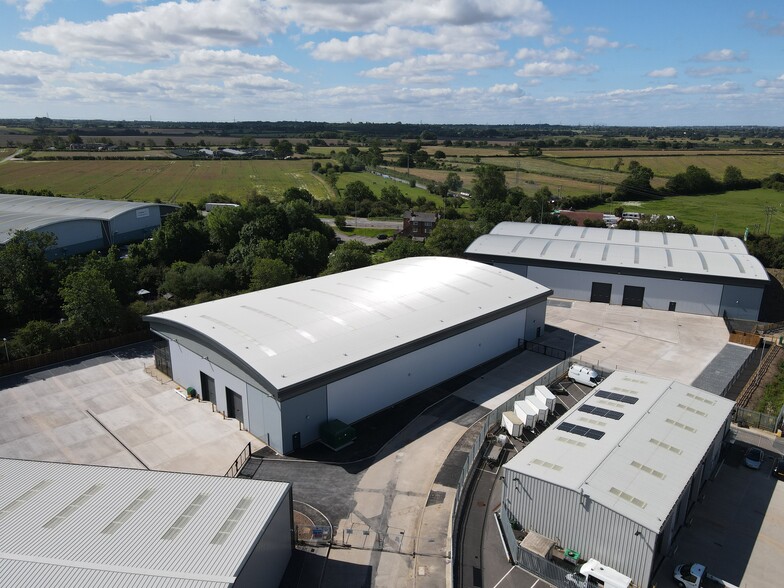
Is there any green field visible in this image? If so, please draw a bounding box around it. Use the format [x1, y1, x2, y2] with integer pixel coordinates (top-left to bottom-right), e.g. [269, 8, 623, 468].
[0, 159, 330, 203]
[589, 188, 784, 236]
[335, 170, 436, 202]
[556, 153, 784, 179]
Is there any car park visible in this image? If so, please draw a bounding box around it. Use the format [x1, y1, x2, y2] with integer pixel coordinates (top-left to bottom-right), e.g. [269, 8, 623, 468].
[743, 447, 764, 469]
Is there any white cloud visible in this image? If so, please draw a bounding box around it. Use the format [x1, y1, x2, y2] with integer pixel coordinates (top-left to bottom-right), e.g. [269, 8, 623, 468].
[362, 52, 508, 78]
[686, 66, 749, 77]
[22, 0, 286, 62]
[515, 61, 598, 77]
[693, 49, 748, 62]
[4, 0, 51, 19]
[747, 10, 784, 36]
[488, 83, 520, 94]
[647, 67, 677, 78]
[178, 49, 294, 74]
[515, 47, 580, 61]
[585, 35, 619, 52]
[311, 27, 438, 62]
[0, 49, 70, 74]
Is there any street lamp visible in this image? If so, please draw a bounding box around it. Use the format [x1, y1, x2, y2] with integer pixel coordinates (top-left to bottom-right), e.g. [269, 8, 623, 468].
[571, 333, 577, 359]
[2, 338, 9, 362]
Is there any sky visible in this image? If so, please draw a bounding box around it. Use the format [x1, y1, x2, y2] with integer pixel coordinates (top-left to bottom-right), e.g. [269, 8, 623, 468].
[0, 0, 783, 125]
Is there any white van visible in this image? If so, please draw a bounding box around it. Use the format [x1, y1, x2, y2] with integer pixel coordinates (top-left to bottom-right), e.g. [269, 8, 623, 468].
[567, 559, 631, 588]
[621, 211, 641, 222]
[568, 364, 602, 387]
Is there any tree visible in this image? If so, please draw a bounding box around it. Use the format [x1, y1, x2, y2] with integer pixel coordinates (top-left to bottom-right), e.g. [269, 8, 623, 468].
[165, 138, 175, 148]
[281, 230, 331, 277]
[471, 165, 508, 206]
[433, 150, 446, 159]
[723, 165, 744, 189]
[160, 262, 229, 300]
[614, 160, 655, 200]
[274, 140, 294, 159]
[424, 219, 480, 257]
[665, 165, 722, 195]
[249, 258, 295, 291]
[0, 231, 58, 325]
[322, 241, 373, 275]
[67, 132, 82, 145]
[11, 320, 61, 357]
[294, 143, 309, 155]
[445, 172, 463, 192]
[374, 237, 427, 262]
[206, 206, 246, 254]
[60, 267, 122, 340]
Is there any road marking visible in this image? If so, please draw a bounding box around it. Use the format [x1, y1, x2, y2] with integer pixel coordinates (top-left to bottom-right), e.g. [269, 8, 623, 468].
[491, 565, 515, 588]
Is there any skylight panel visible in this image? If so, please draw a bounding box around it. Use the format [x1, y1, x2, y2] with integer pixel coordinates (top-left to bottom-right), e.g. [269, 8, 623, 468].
[211, 497, 253, 545]
[162, 493, 209, 540]
[0, 480, 52, 521]
[102, 489, 155, 535]
[44, 484, 104, 529]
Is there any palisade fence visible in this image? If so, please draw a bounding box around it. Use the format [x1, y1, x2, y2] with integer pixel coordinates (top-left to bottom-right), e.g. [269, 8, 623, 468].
[450, 358, 570, 574]
[733, 406, 779, 432]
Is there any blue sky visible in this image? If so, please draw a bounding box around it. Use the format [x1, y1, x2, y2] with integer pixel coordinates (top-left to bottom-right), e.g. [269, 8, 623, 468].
[1, 0, 783, 125]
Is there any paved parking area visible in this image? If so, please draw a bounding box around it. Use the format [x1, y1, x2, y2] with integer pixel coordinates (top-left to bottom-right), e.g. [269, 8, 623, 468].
[0, 344, 262, 475]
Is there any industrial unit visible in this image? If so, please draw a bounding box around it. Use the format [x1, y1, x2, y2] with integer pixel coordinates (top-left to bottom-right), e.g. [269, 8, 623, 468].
[501, 371, 735, 587]
[0, 193, 177, 257]
[0, 458, 293, 588]
[145, 257, 552, 454]
[465, 222, 768, 319]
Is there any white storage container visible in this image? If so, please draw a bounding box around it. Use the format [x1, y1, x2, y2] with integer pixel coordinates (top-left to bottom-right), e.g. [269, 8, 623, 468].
[526, 396, 548, 423]
[534, 385, 556, 412]
[502, 411, 524, 437]
[514, 400, 538, 429]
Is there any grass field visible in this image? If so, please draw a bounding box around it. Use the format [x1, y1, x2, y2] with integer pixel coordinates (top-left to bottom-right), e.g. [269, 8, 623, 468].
[336, 170, 436, 202]
[557, 153, 784, 179]
[589, 188, 784, 236]
[30, 150, 176, 159]
[0, 159, 330, 203]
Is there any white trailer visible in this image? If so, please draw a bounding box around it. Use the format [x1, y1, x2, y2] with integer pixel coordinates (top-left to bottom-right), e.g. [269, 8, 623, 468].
[534, 385, 556, 412]
[526, 396, 549, 423]
[502, 411, 524, 437]
[514, 401, 538, 429]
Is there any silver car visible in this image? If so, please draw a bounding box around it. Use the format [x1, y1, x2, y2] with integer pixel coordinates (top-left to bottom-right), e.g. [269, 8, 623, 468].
[744, 447, 764, 469]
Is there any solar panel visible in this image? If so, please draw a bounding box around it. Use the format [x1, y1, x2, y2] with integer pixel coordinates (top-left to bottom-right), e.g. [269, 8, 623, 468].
[557, 422, 605, 440]
[579, 404, 624, 420]
[595, 390, 638, 404]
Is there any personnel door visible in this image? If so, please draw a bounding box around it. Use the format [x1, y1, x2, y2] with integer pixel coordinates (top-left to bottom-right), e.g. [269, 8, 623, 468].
[200, 372, 215, 403]
[622, 285, 645, 307]
[226, 388, 244, 425]
[590, 282, 612, 303]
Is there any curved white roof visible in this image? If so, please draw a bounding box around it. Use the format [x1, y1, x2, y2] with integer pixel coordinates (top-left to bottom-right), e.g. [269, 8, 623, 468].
[491, 222, 749, 254]
[504, 371, 735, 532]
[467, 233, 768, 283]
[146, 257, 551, 394]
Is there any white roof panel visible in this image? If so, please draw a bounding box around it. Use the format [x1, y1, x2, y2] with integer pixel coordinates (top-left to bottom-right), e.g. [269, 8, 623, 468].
[503, 371, 735, 532]
[490, 221, 748, 253]
[0, 459, 290, 588]
[146, 257, 552, 393]
[0, 193, 159, 220]
[466, 233, 768, 282]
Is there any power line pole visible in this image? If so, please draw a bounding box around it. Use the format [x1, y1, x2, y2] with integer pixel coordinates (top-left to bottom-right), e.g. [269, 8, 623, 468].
[763, 205, 775, 234]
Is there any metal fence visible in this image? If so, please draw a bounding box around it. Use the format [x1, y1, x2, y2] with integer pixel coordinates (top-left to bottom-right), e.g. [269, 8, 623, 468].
[524, 341, 568, 360]
[733, 406, 780, 432]
[450, 358, 571, 571]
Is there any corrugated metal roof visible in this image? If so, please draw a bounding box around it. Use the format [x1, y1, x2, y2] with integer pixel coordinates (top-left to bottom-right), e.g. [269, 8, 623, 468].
[0, 459, 290, 587]
[145, 257, 552, 393]
[491, 222, 748, 254]
[0, 193, 174, 244]
[466, 233, 768, 282]
[503, 371, 735, 532]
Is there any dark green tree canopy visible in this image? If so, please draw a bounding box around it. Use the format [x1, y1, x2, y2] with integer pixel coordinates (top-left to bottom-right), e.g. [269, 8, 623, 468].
[471, 165, 508, 206]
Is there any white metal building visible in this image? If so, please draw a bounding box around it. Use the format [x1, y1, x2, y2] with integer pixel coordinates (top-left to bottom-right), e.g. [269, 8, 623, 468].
[145, 257, 552, 454]
[0, 193, 177, 257]
[465, 222, 768, 319]
[0, 458, 292, 588]
[502, 371, 735, 587]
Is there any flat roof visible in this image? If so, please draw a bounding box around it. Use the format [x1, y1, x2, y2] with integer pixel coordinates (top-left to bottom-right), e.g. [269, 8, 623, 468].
[145, 257, 552, 394]
[490, 222, 749, 254]
[503, 371, 735, 532]
[0, 458, 290, 587]
[466, 233, 768, 283]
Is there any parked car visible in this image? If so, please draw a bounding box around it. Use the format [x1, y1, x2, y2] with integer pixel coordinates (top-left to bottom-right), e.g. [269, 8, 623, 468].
[743, 447, 764, 469]
[772, 457, 784, 480]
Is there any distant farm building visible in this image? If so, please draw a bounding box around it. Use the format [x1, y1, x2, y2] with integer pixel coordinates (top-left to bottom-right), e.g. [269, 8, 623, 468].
[145, 257, 551, 454]
[465, 222, 768, 320]
[0, 194, 178, 258]
[401, 210, 439, 240]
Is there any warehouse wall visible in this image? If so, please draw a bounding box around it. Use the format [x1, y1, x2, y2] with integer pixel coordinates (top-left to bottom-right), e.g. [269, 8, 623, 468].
[110, 207, 164, 243]
[41, 219, 105, 258]
[234, 488, 293, 588]
[502, 473, 657, 587]
[326, 308, 530, 427]
[719, 284, 764, 320]
[280, 387, 327, 453]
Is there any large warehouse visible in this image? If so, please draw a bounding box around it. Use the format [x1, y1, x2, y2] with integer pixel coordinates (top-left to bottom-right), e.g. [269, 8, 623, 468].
[502, 371, 735, 587]
[0, 458, 292, 588]
[465, 222, 768, 319]
[145, 257, 552, 454]
[0, 193, 177, 257]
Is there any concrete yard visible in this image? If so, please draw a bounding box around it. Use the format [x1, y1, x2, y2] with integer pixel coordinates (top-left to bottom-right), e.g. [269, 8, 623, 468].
[0, 344, 262, 475]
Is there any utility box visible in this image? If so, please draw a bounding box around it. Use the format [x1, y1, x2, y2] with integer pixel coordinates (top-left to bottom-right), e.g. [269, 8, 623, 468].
[514, 400, 538, 429]
[319, 420, 357, 451]
[526, 396, 549, 423]
[502, 411, 524, 437]
[534, 385, 556, 412]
